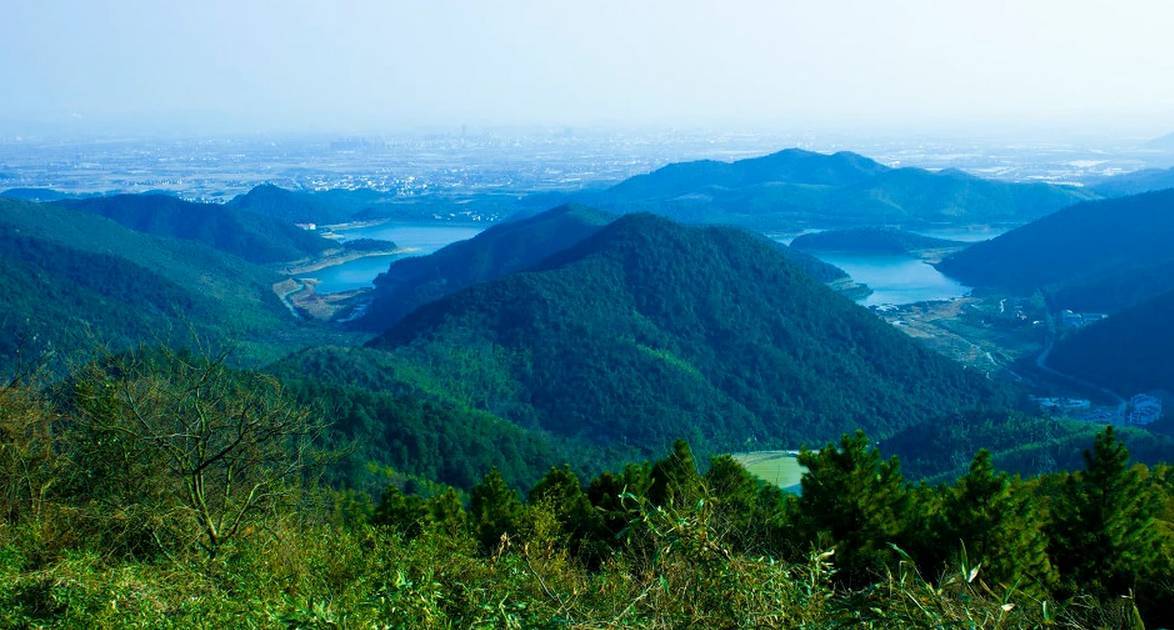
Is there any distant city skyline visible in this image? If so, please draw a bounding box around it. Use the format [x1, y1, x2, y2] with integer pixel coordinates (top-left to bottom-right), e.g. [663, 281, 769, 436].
[2, 0, 1173, 140]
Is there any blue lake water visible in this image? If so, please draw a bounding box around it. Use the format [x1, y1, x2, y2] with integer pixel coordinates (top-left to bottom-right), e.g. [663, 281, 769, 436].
[812, 252, 972, 306]
[303, 223, 485, 293]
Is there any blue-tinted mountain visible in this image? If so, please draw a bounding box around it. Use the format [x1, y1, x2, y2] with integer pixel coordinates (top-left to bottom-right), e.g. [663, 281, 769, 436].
[790, 227, 964, 255]
[1088, 167, 1174, 197]
[1048, 288, 1174, 396]
[228, 184, 372, 224]
[364, 213, 1012, 455]
[59, 193, 335, 263]
[937, 189, 1174, 312]
[582, 148, 1091, 229]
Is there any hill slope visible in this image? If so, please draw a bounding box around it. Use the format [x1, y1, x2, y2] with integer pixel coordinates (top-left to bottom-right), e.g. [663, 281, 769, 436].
[0, 198, 315, 371]
[585, 149, 1091, 229]
[1048, 289, 1174, 396]
[1088, 168, 1174, 197]
[937, 189, 1174, 312]
[355, 203, 855, 331]
[355, 204, 614, 330]
[790, 227, 964, 255]
[59, 194, 334, 263]
[364, 213, 1011, 455]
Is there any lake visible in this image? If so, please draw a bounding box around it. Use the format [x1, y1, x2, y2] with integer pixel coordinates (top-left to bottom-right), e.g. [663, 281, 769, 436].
[304, 223, 485, 293]
[812, 252, 972, 306]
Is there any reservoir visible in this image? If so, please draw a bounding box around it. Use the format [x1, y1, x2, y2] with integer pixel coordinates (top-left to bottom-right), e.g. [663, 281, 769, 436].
[772, 224, 1008, 307]
[306, 223, 485, 293]
[811, 252, 972, 307]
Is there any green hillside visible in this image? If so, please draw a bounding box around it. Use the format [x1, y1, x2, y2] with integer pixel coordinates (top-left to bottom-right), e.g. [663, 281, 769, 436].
[269, 345, 634, 491]
[585, 149, 1091, 229]
[60, 193, 335, 263]
[356, 203, 853, 331]
[0, 197, 332, 371]
[356, 204, 614, 330]
[881, 410, 1174, 480]
[938, 189, 1174, 312]
[365, 213, 1013, 455]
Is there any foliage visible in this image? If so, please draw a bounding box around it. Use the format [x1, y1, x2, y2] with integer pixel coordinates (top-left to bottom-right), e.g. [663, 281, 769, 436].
[358, 203, 613, 330]
[0, 360, 1170, 626]
[366, 213, 1015, 459]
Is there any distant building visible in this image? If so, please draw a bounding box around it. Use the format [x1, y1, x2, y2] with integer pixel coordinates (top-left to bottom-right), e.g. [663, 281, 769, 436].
[295, 222, 317, 231]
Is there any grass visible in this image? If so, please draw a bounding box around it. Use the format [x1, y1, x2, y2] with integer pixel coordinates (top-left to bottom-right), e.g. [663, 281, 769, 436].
[731, 451, 806, 493]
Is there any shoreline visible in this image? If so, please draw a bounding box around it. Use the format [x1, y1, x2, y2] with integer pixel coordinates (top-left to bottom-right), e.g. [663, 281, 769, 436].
[281, 247, 418, 275]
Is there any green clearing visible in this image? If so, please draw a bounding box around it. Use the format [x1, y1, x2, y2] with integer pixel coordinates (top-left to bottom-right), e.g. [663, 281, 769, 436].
[731, 450, 806, 493]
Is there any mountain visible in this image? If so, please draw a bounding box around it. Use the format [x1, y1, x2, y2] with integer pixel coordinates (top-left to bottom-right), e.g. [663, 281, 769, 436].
[228, 184, 372, 224]
[356, 204, 614, 330]
[268, 345, 631, 491]
[1, 188, 96, 203]
[0, 197, 320, 372]
[582, 149, 1092, 229]
[881, 410, 1174, 480]
[1048, 288, 1174, 396]
[1088, 167, 1174, 197]
[790, 227, 965, 255]
[355, 203, 856, 331]
[1145, 131, 1174, 151]
[937, 189, 1174, 313]
[58, 194, 335, 263]
[227, 184, 524, 225]
[363, 213, 1012, 456]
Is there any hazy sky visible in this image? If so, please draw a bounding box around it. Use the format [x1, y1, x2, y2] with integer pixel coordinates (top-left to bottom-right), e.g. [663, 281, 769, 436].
[2, 0, 1173, 138]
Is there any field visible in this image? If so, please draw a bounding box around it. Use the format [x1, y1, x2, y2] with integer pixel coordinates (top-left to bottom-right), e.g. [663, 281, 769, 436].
[731, 450, 806, 493]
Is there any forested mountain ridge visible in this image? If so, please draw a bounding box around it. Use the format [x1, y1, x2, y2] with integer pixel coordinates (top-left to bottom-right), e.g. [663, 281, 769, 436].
[937, 188, 1174, 312]
[0, 197, 336, 372]
[59, 193, 336, 263]
[355, 203, 856, 331]
[355, 204, 614, 330]
[1048, 288, 1174, 396]
[366, 213, 1013, 454]
[580, 148, 1092, 229]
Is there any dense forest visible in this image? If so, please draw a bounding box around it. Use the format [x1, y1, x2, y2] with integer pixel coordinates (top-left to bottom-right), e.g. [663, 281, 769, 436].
[1049, 288, 1174, 396]
[368, 214, 1013, 455]
[59, 194, 336, 263]
[357, 204, 614, 330]
[356, 203, 854, 331]
[1, 351, 1170, 626]
[0, 197, 358, 373]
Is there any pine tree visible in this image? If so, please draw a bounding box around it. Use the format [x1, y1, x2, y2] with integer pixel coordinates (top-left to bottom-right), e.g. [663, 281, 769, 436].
[704, 455, 786, 551]
[943, 450, 1056, 592]
[529, 465, 607, 563]
[797, 431, 911, 585]
[469, 468, 525, 552]
[1048, 427, 1162, 598]
[648, 439, 703, 509]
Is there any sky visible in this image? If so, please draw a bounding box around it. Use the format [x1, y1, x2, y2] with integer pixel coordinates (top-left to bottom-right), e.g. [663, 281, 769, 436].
[2, 0, 1173, 139]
